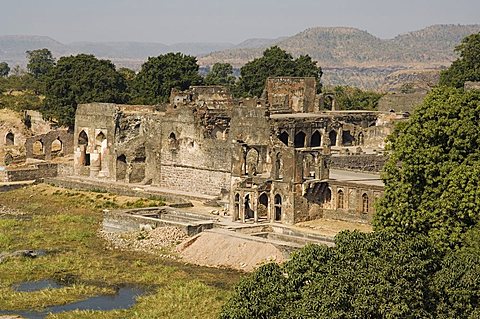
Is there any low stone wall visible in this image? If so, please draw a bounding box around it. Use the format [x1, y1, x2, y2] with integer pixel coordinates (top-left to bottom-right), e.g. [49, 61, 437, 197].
[44, 177, 192, 204]
[103, 209, 214, 236]
[330, 154, 386, 172]
[6, 163, 58, 182]
[322, 208, 372, 224]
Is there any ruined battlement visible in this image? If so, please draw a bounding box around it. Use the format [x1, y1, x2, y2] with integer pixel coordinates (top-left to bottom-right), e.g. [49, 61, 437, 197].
[264, 77, 318, 114]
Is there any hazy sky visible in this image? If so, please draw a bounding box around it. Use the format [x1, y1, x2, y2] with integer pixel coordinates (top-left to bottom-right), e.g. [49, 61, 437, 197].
[1, 0, 479, 44]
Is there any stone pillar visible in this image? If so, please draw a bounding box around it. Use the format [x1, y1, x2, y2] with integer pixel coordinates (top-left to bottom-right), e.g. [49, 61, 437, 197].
[74, 147, 82, 174]
[336, 127, 343, 147]
[89, 150, 101, 178]
[253, 195, 259, 223]
[240, 195, 245, 223]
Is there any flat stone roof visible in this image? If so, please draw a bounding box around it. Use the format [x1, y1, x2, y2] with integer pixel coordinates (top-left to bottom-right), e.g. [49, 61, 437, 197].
[329, 169, 384, 187]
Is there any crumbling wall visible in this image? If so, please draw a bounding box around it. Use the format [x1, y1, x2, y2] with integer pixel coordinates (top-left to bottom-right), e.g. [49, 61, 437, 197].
[330, 154, 386, 172]
[265, 77, 317, 113]
[25, 129, 73, 160]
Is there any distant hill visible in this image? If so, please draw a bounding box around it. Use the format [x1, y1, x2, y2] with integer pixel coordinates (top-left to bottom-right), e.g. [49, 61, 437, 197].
[0, 36, 236, 68]
[199, 25, 480, 68]
[1, 24, 479, 90]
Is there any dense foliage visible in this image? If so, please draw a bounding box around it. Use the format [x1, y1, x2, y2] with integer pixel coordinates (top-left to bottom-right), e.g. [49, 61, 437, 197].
[221, 231, 445, 319]
[236, 46, 322, 97]
[131, 52, 203, 104]
[26, 48, 55, 79]
[43, 54, 127, 127]
[374, 87, 480, 249]
[204, 62, 236, 90]
[0, 62, 9, 77]
[439, 32, 480, 88]
[330, 86, 384, 110]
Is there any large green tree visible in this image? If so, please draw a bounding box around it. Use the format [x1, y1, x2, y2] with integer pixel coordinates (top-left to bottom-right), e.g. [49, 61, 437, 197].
[26, 48, 55, 79]
[221, 231, 440, 319]
[374, 87, 480, 249]
[43, 54, 127, 127]
[331, 86, 384, 110]
[131, 52, 203, 104]
[236, 46, 322, 98]
[0, 62, 10, 77]
[204, 62, 236, 89]
[439, 32, 480, 88]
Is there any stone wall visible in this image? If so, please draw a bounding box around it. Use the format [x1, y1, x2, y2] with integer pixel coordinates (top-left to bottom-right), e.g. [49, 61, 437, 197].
[25, 129, 74, 160]
[330, 154, 386, 172]
[159, 165, 230, 196]
[5, 163, 58, 182]
[265, 77, 317, 113]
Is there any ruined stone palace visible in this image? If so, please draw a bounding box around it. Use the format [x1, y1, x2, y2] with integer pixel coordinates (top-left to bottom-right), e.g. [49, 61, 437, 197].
[72, 77, 402, 225]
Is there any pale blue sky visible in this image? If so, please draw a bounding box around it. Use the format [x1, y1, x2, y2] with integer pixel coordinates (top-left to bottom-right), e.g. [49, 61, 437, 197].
[1, 0, 479, 44]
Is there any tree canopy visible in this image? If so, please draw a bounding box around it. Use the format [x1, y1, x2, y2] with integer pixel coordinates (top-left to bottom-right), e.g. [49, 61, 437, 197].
[26, 48, 55, 79]
[330, 86, 384, 110]
[131, 52, 203, 104]
[439, 32, 480, 88]
[0, 62, 10, 78]
[43, 54, 127, 128]
[204, 62, 236, 89]
[374, 87, 480, 249]
[221, 231, 444, 319]
[236, 46, 322, 97]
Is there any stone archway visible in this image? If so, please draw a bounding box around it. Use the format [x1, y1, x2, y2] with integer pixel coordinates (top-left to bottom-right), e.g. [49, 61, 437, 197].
[274, 194, 282, 221]
[258, 193, 269, 219]
[5, 132, 14, 146]
[294, 131, 306, 148]
[328, 130, 337, 146]
[278, 131, 289, 146]
[116, 154, 127, 181]
[311, 130, 321, 147]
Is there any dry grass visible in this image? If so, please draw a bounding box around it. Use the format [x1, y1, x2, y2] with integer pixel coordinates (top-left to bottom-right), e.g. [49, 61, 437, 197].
[0, 184, 242, 318]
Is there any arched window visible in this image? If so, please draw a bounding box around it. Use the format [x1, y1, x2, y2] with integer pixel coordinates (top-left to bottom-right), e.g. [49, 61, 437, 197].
[5, 132, 14, 146]
[96, 132, 106, 144]
[116, 154, 127, 181]
[246, 148, 259, 176]
[32, 140, 44, 156]
[169, 132, 176, 141]
[78, 130, 88, 145]
[337, 190, 344, 209]
[310, 130, 321, 147]
[51, 138, 63, 155]
[274, 194, 282, 221]
[328, 130, 337, 146]
[258, 193, 268, 218]
[362, 193, 369, 213]
[357, 132, 364, 145]
[294, 131, 306, 148]
[278, 131, 289, 146]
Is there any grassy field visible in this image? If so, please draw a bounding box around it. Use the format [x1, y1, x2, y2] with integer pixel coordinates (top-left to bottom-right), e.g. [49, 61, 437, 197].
[0, 184, 242, 318]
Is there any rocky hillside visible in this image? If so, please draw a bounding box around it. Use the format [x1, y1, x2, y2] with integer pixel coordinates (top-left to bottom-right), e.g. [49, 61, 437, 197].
[199, 25, 480, 68]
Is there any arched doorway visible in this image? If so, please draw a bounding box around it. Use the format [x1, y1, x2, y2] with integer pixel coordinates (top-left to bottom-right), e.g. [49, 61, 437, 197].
[258, 193, 268, 219]
[294, 131, 306, 148]
[328, 130, 337, 146]
[96, 132, 107, 172]
[310, 130, 321, 147]
[244, 194, 253, 219]
[116, 154, 127, 181]
[51, 138, 63, 157]
[278, 131, 289, 146]
[303, 153, 315, 179]
[78, 130, 89, 166]
[274, 194, 282, 221]
[5, 132, 14, 146]
[32, 141, 44, 157]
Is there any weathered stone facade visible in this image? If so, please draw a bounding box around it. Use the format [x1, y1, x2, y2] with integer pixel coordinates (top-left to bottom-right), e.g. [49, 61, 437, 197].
[73, 77, 399, 225]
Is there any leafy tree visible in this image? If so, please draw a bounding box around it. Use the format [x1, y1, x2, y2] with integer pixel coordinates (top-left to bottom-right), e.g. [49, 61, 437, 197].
[331, 86, 384, 110]
[374, 87, 480, 249]
[118, 67, 136, 82]
[439, 32, 480, 88]
[204, 62, 236, 89]
[432, 226, 480, 318]
[221, 231, 440, 319]
[26, 48, 55, 79]
[131, 52, 203, 104]
[236, 46, 322, 98]
[0, 62, 10, 77]
[43, 54, 127, 128]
